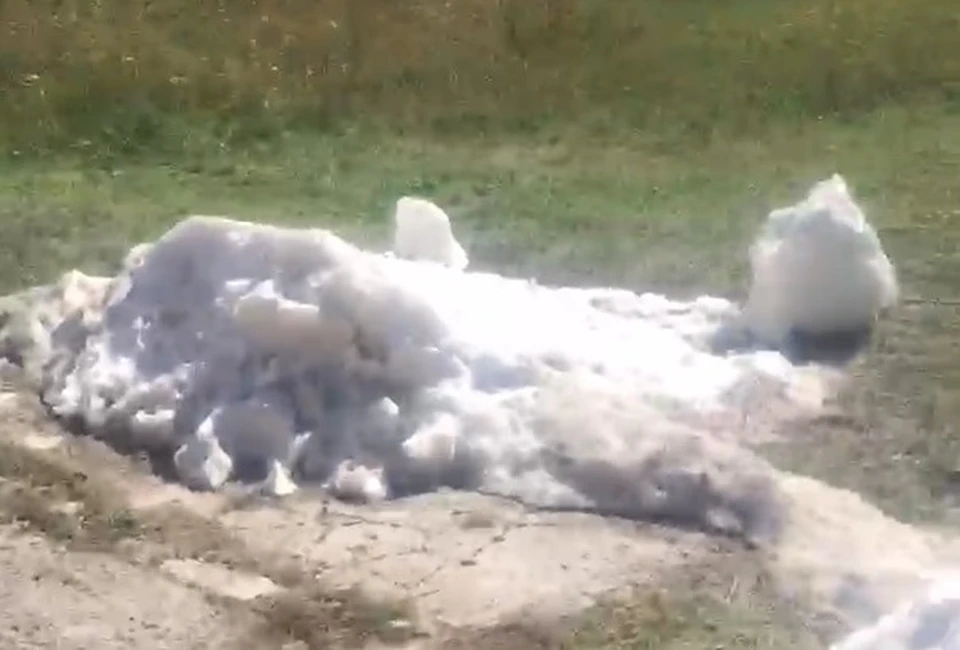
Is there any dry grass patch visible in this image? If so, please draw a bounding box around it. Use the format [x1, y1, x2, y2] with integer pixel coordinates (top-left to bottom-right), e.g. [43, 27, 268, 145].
[0, 438, 142, 549]
[245, 584, 418, 650]
[2, 0, 959, 154]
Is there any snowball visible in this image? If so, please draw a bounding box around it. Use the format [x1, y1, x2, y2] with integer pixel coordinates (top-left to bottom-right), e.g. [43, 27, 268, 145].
[832, 577, 960, 650]
[743, 174, 899, 345]
[392, 196, 469, 270]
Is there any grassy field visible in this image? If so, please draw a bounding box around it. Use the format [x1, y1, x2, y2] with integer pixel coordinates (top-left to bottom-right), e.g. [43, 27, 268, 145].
[2, 0, 960, 647]
[2, 0, 960, 157]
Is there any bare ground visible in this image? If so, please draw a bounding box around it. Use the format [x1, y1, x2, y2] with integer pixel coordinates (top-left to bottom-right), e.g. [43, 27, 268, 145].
[0, 526, 247, 650]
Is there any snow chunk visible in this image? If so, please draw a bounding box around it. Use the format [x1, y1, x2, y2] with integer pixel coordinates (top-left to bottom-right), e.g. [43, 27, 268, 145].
[122, 242, 154, 273]
[392, 196, 469, 270]
[744, 174, 899, 345]
[325, 460, 389, 503]
[263, 459, 299, 497]
[173, 425, 233, 491]
[832, 578, 960, 650]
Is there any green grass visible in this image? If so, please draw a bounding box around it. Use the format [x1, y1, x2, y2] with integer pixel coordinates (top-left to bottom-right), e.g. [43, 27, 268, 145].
[0, 101, 957, 293]
[2, 0, 960, 156]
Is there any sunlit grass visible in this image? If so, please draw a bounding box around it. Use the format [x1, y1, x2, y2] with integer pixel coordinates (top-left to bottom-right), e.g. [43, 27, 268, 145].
[2, 0, 959, 156]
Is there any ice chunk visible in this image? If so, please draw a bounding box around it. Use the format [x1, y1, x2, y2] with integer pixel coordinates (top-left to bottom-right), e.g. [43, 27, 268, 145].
[392, 196, 469, 270]
[263, 459, 299, 497]
[173, 428, 233, 491]
[324, 460, 389, 503]
[832, 577, 960, 650]
[743, 174, 899, 345]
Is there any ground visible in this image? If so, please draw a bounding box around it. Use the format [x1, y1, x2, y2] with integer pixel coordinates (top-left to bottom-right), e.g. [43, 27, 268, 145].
[2, 1, 960, 647]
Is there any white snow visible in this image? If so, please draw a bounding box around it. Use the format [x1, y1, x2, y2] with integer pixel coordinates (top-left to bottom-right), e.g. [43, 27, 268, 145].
[0, 188, 897, 515]
[743, 174, 899, 345]
[27, 183, 897, 542]
[41, 212, 793, 527]
[392, 196, 469, 270]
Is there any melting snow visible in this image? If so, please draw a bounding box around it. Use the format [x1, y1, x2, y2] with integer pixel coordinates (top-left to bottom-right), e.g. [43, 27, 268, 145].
[27, 176, 897, 536]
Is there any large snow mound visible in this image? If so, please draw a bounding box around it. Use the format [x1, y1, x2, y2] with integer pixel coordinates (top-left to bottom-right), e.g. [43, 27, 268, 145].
[0, 178, 896, 547]
[743, 174, 899, 345]
[37, 214, 795, 539]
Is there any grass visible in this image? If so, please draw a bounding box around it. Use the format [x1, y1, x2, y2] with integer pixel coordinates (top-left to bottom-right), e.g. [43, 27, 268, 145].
[2, 0, 960, 646]
[0, 403, 144, 548]
[445, 555, 824, 649]
[567, 579, 820, 649]
[2, 0, 960, 157]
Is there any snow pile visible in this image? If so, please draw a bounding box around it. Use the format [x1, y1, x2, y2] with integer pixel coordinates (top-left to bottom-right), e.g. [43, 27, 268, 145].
[831, 577, 960, 650]
[36, 213, 796, 539]
[0, 177, 894, 548]
[743, 174, 899, 346]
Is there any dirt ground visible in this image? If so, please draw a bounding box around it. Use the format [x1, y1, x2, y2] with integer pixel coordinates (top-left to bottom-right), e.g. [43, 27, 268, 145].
[0, 526, 247, 650]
